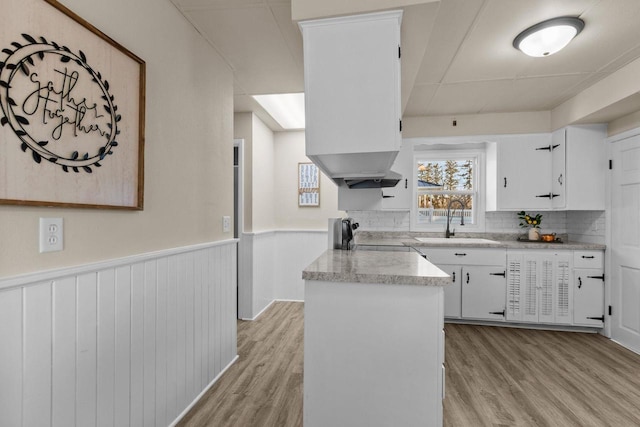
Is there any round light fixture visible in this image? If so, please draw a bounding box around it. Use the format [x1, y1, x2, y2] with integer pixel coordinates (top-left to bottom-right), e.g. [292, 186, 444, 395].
[513, 16, 584, 57]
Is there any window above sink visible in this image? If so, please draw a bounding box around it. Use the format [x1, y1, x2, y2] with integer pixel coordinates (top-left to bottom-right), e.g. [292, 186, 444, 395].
[410, 146, 486, 233]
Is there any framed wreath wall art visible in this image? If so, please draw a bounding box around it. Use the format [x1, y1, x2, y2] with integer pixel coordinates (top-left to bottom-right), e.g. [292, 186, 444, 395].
[0, 0, 146, 209]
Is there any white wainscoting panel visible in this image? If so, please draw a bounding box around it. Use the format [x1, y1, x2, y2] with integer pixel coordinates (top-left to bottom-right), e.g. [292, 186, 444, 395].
[0, 240, 237, 427]
[275, 231, 327, 301]
[238, 230, 328, 319]
[238, 231, 276, 320]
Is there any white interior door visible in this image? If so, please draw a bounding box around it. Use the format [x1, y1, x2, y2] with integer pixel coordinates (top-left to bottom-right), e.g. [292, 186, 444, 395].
[611, 134, 640, 354]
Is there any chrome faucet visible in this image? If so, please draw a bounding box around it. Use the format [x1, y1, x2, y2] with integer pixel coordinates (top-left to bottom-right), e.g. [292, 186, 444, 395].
[445, 199, 465, 238]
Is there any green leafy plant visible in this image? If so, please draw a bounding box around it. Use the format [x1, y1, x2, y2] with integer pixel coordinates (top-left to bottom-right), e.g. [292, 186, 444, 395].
[517, 211, 542, 229]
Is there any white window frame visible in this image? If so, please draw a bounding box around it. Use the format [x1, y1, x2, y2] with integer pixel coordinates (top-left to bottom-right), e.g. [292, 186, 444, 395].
[411, 148, 486, 232]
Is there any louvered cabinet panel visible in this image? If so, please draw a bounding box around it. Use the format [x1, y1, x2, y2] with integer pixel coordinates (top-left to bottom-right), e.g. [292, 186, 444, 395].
[554, 258, 572, 324]
[523, 258, 539, 322]
[507, 251, 573, 325]
[506, 255, 523, 321]
[538, 259, 555, 323]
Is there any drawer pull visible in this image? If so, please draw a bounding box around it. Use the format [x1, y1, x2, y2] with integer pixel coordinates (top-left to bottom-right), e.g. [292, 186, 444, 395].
[490, 271, 506, 277]
[581, 255, 595, 259]
[454, 253, 467, 257]
[587, 274, 605, 281]
[587, 315, 604, 322]
[489, 310, 505, 317]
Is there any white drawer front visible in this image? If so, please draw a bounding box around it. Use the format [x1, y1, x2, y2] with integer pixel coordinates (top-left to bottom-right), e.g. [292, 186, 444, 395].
[426, 248, 506, 266]
[573, 251, 604, 269]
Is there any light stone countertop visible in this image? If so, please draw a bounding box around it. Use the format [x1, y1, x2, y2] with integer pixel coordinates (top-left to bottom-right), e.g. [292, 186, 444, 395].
[354, 235, 606, 251]
[302, 249, 450, 286]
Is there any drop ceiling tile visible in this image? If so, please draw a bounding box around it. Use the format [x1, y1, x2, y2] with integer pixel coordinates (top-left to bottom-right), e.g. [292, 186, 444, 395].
[413, 0, 485, 85]
[403, 84, 439, 116]
[482, 74, 590, 113]
[176, 0, 263, 10]
[186, 6, 303, 94]
[400, 3, 440, 111]
[271, 4, 304, 66]
[426, 79, 514, 116]
[444, 0, 599, 83]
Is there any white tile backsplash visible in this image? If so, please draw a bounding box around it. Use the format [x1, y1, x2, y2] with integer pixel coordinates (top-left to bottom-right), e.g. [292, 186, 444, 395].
[347, 209, 606, 244]
[567, 210, 606, 243]
[485, 211, 568, 234]
[347, 210, 411, 231]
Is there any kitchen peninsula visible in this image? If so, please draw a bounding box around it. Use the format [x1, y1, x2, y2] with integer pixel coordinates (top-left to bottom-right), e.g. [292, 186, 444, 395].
[302, 250, 449, 427]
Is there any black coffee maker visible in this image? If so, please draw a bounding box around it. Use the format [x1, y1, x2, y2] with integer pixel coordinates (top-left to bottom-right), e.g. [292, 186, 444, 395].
[341, 218, 359, 250]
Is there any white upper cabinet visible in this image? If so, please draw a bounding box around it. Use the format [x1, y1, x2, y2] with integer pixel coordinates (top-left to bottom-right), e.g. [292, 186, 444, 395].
[489, 133, 552, 210]
[300, 11, 402, 180]
[487, 124, 607, 211]
[552, 124, 607, 210]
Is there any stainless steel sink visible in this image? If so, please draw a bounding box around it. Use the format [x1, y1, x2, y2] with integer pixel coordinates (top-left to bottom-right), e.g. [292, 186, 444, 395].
[413, 237, 500, 244]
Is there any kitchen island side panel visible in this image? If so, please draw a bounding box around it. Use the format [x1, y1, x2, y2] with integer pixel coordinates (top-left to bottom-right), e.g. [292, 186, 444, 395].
[304, 280, 444, 427]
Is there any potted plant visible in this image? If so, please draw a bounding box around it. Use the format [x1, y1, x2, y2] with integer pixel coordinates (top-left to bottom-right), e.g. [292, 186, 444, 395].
[517, 211, 542, 240]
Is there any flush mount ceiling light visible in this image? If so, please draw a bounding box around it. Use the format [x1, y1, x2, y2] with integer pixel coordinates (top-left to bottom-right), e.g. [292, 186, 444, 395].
[253, 93, 305, 130]
[513, 16, 584, 57]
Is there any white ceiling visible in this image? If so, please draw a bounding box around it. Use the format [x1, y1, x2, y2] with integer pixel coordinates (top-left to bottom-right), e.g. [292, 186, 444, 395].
[170, 0, 640, 130]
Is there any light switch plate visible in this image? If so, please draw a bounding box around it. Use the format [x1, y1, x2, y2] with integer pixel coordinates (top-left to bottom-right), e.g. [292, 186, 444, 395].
[222, 216, 231, 233]
[40, 218, 63, 253]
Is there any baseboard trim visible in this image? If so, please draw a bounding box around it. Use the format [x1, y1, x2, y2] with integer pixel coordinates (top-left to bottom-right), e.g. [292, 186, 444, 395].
[241, 299, 276, 321]
[168, 354, 240, 427]
[445, 318, 601, 333]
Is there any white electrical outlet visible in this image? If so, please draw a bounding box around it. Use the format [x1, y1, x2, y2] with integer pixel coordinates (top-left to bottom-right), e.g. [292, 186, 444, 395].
[222, 216, 231, 233]
[40, 218, 63, 253]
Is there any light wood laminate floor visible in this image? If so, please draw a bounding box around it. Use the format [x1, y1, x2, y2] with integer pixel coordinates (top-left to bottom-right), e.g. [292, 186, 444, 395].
[178, 301, 640, 427]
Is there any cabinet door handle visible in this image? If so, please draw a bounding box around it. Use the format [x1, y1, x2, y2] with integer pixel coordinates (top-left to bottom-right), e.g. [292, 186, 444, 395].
[558, 174, 563, 185]
[536, 145, 552, 151]
[587, 275, 605, 281]
[405, 178, 408, 189]
[504, 177, 507, 188]
[489, 310, 505, 317]
[452, 271, 455, 283]
[454, 253, 467, 257]
[578, 277, 582, 289]
[536, 193, 552, 199]
[466, 272, 470, 284]
[587, 315, 604, 322]
[490, 271, 506, 277]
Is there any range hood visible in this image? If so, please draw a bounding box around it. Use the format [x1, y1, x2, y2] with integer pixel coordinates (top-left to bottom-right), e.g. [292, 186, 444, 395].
[300, 11, 403, 186]
[344, 170, 401, 188]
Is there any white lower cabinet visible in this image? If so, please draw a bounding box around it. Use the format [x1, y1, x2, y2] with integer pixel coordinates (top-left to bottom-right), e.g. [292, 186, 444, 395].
[427, 248, 506, 321]
[574, 269, 605, 326]
[506, 251, 572, 325]
[573, 251, 605, 327]
[462, 265, 507, 320]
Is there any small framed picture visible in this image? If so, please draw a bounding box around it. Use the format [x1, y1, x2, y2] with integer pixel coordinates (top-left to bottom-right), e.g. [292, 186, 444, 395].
[298, 162, 320, 207]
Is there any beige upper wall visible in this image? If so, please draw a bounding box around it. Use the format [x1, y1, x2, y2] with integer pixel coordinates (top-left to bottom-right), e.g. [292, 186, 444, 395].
[608, 110, 640, 137]
[234, 118, 343, 231]
[403, 111, 551, 138]
[234, 113, 254, 232]
[274, 132, 343, 229]
[0, 0, 234, 278]
[251, 115, 276, 231]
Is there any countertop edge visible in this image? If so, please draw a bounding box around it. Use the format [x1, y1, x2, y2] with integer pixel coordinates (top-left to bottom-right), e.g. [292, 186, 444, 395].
[302, 250, 450, 287]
